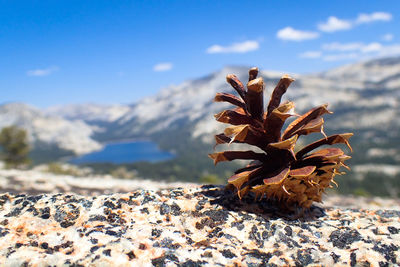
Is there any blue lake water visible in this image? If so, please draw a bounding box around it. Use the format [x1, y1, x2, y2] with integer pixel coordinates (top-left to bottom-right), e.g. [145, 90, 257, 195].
[70, 141, 174, 164]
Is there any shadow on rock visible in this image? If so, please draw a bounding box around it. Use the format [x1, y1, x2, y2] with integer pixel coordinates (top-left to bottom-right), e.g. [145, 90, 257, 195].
[199, 184, 326, 221]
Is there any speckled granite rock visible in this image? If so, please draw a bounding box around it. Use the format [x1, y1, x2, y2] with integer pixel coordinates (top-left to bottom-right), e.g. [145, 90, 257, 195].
[0, 185, 399, 266]
[1, 167, 399, 210]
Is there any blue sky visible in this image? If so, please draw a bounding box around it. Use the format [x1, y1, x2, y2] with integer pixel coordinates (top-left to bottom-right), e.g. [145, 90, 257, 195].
[1, 0, 399, 108]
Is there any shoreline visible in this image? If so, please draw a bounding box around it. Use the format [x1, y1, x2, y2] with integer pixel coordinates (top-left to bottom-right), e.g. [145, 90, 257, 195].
[63, 139, 175, 164]
[100, 137, 152, 145]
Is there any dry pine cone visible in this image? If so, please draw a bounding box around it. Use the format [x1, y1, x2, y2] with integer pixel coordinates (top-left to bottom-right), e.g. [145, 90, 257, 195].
[209, 67, 352, 209]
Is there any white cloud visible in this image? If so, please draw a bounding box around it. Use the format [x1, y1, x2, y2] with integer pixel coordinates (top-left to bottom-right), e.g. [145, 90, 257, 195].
[322, 42, 363, 51]
[153, 62, 173, 72]
[300, 42, 400, 62]
[356, 12, 392, 24]
[377, 44, 400, 57]
[322, 43, 400, 61]
[27, 66, 59, 77]
[323, 53, 359, 62]
[318, 16, 352, 32]
[382, 33, 394, 42]
[299, 51, 322, 58]
[361, 42, 383, 53]
[276, 27, 319, 41]
[318, 12, 392, 33]
[322, 42, 383, 54]
[206, 40, 259, 54]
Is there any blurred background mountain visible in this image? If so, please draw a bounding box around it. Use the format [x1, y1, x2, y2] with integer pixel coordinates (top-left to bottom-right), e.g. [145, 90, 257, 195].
[1, 57, 400, 197]
[1, 1, 399, 197]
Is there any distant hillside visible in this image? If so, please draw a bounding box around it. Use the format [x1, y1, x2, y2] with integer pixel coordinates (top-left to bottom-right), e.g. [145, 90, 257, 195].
[0, 103, 102, 158]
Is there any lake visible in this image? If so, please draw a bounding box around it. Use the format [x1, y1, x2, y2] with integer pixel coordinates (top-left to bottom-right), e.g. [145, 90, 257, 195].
[70, 141, 175, 164]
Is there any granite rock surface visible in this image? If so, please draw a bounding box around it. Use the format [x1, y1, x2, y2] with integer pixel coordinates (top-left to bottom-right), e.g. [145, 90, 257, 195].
[0, 185, 399, 266]
[0, 167, 198, 196]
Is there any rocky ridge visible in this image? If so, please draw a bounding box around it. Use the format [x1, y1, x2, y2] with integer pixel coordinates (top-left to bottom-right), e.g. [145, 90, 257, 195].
[0, 166, 399, 266]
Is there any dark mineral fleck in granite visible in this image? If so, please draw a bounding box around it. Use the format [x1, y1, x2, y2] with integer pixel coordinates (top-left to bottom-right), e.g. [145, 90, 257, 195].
[0, 185, 399, 266]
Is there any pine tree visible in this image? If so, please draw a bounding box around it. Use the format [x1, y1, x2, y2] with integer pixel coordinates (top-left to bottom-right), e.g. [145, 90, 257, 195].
[0, 126, 31, 168]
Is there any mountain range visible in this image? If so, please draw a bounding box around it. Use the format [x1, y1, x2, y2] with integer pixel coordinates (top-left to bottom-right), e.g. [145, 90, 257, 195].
[51, 57, 400, 143]
[1, 56, 399, 193]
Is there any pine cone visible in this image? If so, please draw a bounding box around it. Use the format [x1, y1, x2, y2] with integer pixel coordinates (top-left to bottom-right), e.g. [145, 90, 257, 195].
[209, 67, 352, 209]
